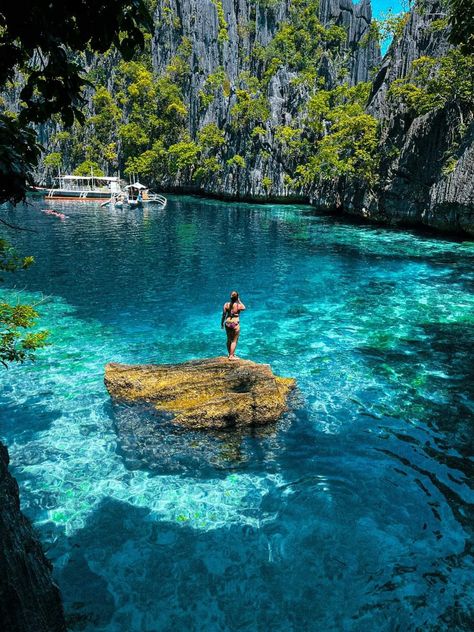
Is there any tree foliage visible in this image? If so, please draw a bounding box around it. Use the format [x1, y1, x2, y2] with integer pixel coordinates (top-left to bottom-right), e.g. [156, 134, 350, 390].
[388, 50, 474, 116]
[0, 0, 152, 204]
[362, 9, 410, 49]
[31, 0, 384, 194]
[448, 0, 474, 55]
[297, 83, 379, 187]
[0, 240, 48, 367]
[253, 0, 347, 83]
[0, 302, 49, 367]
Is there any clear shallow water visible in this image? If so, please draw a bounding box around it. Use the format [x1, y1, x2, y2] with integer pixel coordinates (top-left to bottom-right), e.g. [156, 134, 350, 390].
[0, 196, 473, 631]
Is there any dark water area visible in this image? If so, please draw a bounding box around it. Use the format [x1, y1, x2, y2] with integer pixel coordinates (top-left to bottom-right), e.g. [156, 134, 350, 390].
[0, 196, 473, 631]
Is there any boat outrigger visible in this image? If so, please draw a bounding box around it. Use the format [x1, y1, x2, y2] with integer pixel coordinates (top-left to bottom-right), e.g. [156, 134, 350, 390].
[39, 174, 167, 209]
[44, 175, 122, 201]
[100, 182, 167, 209]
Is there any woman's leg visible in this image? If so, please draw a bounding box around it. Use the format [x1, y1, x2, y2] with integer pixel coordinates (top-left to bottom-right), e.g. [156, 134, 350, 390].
[226, 328, 232, 356]
[229, 329, 240, 359]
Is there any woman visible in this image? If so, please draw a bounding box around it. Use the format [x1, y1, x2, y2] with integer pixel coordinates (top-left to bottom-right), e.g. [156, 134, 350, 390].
[221, 291, 246, 360]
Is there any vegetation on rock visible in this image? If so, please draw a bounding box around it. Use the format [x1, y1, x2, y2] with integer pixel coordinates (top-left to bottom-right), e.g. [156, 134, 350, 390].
[447, 0, 474, 54]
[30, 0, 383, 195]
[388, 49, 474, 118]
[2, 0, 474, 216]
[0, 240, 48, 367]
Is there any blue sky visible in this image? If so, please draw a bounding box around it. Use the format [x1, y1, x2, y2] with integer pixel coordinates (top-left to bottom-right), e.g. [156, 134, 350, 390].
[371, 0, 405, 17]
[371, 0, 406, 53]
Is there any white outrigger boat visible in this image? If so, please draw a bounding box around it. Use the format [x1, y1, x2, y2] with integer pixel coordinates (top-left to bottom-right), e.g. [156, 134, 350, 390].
[125, 182, 167, 208]
[44, 175, 122, 202]
[38, 173, 167, 209]
[101, 182, 167, 209]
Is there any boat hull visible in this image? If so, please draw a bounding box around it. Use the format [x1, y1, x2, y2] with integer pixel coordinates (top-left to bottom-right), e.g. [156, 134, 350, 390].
[45, 191, 113, 201]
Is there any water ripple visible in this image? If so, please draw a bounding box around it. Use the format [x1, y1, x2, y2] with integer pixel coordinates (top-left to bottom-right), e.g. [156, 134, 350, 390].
[0, 196, 473, 631]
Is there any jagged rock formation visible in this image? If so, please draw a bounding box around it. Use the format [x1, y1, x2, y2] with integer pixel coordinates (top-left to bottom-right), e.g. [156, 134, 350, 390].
[314, 0, 474, 235]
[319, 0, 378, 84]
[13, 0, 472, 234]
[149, 0, 474, 234]
[0, 442, 66, 632]
[150, 0, 379, 199]
[105, 357, 295, 429]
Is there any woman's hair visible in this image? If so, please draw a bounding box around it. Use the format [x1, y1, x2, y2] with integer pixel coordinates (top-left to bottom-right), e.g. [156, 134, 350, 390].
[226, 291, 239, 317]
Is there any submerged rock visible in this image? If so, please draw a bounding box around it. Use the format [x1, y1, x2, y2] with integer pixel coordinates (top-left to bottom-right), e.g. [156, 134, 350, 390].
[105, 357, 295, 429]
[0, 443, 66, 632]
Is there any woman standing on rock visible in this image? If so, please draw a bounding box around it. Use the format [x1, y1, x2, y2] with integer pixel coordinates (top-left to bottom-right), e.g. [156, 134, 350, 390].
[221, 291, 246, 360]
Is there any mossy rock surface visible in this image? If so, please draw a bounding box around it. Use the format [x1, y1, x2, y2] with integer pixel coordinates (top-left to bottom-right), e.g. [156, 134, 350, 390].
[104, 357, 295, 429]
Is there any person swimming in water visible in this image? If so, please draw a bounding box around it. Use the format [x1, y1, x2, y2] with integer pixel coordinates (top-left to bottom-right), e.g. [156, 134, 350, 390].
[221, 291, 246, 360]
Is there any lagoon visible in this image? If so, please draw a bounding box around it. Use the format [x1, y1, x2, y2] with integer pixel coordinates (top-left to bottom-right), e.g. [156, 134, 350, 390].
[1, 196, 473, 630]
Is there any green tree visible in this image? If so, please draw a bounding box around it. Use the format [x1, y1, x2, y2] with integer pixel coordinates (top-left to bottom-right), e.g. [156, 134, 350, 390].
[73, 160, 105, 177]
[0, 240, 48, 366]
[43, 152, 62, 172]
[388, 50, 474, 120]
[167, 137, 201, 176]
[297, 83, 379, 187]
[448, 0, 474, 54]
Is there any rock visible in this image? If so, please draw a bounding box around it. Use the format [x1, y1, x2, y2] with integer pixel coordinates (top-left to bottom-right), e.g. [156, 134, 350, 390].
[311, 0, 474, 236]
[104, 357, 295, 429]
[367, 0, 450, 120]
[0, 442, 66, 632]
[319, 0, 379, 85]
[22, 0, 472, 234]
[147, 0, 380, 201]
[22, 0, 379, 203]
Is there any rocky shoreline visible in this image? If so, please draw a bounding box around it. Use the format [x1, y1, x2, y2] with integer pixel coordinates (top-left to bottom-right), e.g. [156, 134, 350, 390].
[0, 442, 66, 632]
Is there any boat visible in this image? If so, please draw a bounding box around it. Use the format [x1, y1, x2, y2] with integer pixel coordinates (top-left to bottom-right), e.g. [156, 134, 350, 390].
[125, 182, 146, 208]
[100, 193, 127, 209]
[125, 182, 167, 209]
[45, 175, 168, 210]
[147, 192, 168, 207]
[44, 175, 122, 202]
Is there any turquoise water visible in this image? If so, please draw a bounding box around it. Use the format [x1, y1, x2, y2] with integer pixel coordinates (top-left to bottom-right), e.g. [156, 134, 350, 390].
[1, 196, 473, 631]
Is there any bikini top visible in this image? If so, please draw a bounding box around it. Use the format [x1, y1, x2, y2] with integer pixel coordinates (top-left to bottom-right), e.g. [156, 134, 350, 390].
[225, 303, 240, 318]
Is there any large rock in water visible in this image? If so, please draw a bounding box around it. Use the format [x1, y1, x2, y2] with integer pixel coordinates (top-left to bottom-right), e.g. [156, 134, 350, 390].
[105, 357, 295, 429]
[0, 443, 66, 632]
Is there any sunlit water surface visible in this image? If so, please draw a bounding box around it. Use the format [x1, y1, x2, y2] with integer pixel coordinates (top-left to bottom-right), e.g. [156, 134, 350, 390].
[1, 197, 473, 631]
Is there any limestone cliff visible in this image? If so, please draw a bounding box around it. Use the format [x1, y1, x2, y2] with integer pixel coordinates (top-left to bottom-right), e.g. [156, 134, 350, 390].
[24, 0, 473, 234]
[147, 0, 473, 234]
[0, 442, 66, 632]
[313, 0, 474, 234]
[149, 0, 380, 199]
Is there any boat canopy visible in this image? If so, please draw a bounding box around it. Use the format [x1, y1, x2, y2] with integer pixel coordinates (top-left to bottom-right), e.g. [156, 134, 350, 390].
[125, 182, 147, 189]
[58, 175, 120, 182]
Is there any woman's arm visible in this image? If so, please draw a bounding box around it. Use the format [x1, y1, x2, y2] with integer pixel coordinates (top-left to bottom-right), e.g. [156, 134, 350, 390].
[221, 303, 228, 328]
[238, 301, 246, 311]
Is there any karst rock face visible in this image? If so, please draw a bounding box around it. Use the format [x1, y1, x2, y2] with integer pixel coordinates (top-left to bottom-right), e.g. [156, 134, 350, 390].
[123, 0, 474, 234]
[0, 443, 67, 632]
[105, 357, 295, 429]
[149, 0, 380, 200]
[312, 0, 474, 235]
[16, 0, 472, 234]
[148, 0, 473, 234]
